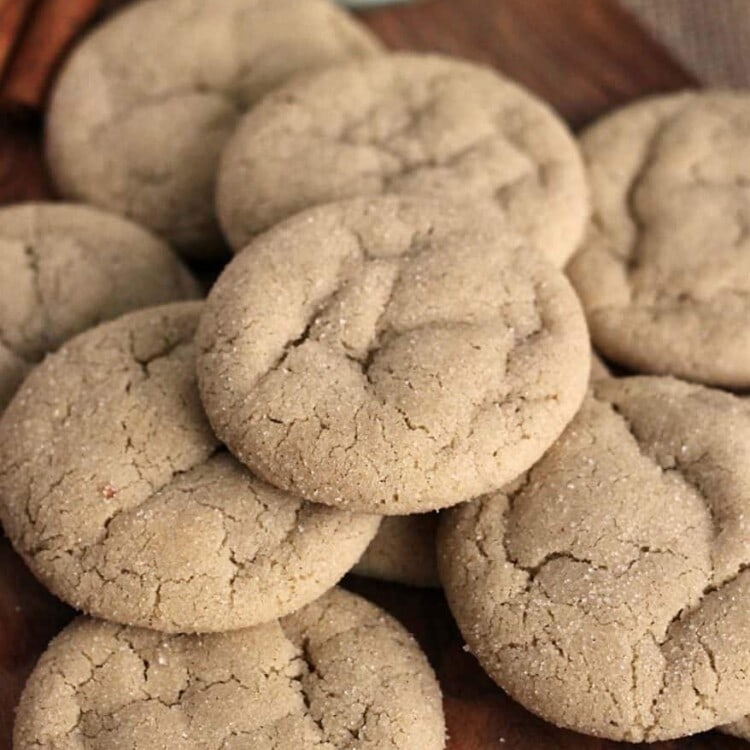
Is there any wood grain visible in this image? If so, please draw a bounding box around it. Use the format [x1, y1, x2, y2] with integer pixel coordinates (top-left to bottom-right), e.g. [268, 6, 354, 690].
[0, 2, 732, 749]
[0, 537, 72, 748]
[360, 0, 695, 126]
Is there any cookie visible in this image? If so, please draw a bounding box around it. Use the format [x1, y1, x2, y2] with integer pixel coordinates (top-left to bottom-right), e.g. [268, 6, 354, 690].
[439, 376, 750, 742]
[590, 351, 610, 381]
[216, 53, 588, 267]
[568, 92, 750, 388]
[0, 202, 198, 412]
[14, 588, 445, 750]
[722, 719, 750, 740]
[351, 514, 440, 587]
[197, 196, 590, 514]
[46, 0, 381, 259]
[0, 302, 380, 633]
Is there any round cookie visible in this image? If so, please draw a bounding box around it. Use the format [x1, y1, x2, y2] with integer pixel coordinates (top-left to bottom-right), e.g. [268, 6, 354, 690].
[197, 196, 590, 514]
[0, 302, 380, 633]
[439, 375, 750, 742]
[46, 0, 381, 259]
[14, 588, 445, 750]
[0, 202, 198, 412]
[568, 92, 750, 388]
[352, 514, 440, 587]
[216, 53, 588, 267]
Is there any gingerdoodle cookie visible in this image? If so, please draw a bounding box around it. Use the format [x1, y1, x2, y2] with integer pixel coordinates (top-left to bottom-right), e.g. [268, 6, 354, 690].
[0, 202, 198, 412]
[351, 514, 440, 587]
[197, 196, 590, 514]
[722, 719, 750, 740]
[0, 302, 379, 633]
[590, 351, 610, 381]
[439, 376, 750, 742]
[46, 0, 381, 259]
[216, 53, 588, 266]
[14, 588, 445, 750]
[568, 92, 750, 388]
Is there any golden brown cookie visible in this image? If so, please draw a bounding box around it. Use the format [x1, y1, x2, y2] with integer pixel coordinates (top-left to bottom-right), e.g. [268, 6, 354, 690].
[197, 196, 590, 514]
[14, 588, 445, 750]
[351, 514, 440, 587]
[46, 0, 381, 258]
[0, 202, 198, 411]
[217, 53, 588, 267]
[439, 376, 750, 741]
[0, 302, 379, 633]
[568, 92, 750, 388]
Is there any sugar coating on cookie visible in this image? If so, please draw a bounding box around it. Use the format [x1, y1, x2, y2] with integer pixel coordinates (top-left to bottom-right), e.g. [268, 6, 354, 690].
[0, 302, 380, 633]
[0, 202, 198, 412]
[353, 354, 608, 587]
[568, 92, 750, 388]
[45, 0, 381, 258]
[352, 514, 440, 587]
[439, 376, 750, 742]
[14, 588, 445, 750]
[216, 53, 588, 267]
[197, 196, 590, 514]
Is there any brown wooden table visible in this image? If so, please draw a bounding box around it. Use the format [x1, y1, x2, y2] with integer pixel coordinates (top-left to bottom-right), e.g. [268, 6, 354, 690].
[0, 2, 742, 749]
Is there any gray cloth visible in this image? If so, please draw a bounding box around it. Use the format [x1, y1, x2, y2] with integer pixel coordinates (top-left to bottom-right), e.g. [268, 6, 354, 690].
[622, 0, 750, 87]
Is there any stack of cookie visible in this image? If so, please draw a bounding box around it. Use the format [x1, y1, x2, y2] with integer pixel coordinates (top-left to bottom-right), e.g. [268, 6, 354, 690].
[1, 0, 750, 747]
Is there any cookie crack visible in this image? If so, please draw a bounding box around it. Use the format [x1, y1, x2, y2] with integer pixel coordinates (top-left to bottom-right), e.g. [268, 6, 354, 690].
[128, 331, 192, 378]
[601, 395, 740, 589]
[293, 637, 328, 743]
[597, 100, 696, 274]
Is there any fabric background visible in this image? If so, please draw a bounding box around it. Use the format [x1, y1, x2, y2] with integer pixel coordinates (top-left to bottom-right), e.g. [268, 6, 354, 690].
[621, 0, 750, 87]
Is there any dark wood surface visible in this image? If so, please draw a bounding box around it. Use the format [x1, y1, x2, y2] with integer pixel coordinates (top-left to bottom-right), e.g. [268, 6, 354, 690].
[0, 1, 738, 749]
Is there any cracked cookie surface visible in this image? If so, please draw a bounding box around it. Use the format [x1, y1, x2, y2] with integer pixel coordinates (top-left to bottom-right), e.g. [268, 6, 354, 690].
[567, 92, 750, 388]
[45, 0, 381, 259]
[0, 302, 379, 633]
[197, 196, 590, 514]
[0, 202, 198, 413]
[13, 587, 445, 750]
[351, 514, 440, 587]
[216, 53, 588, 267]
[438, 375, 750, 742]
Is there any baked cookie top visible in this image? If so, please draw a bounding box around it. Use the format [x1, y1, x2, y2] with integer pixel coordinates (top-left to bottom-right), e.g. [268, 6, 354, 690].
[197, 196, 590, 514]
[0, 302, 379, 633]
[568, 92, 750, 388]
[439, 376, 750, 742]
[13, 588, 445, 750]
[216, 53, 588, 267]
[0, 202, 198, 412]
[46, 0, 381, 258]
[351, 514, 440, 587]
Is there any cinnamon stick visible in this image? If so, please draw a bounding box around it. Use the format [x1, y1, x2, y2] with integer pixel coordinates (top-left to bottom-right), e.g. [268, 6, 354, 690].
[0, 0, 37, 82]
[0, 0, 103, 111]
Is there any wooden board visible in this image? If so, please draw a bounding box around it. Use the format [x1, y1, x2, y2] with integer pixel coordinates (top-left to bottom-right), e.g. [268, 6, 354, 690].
[0, 2, 741, 749]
